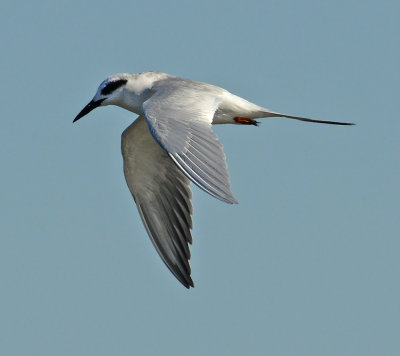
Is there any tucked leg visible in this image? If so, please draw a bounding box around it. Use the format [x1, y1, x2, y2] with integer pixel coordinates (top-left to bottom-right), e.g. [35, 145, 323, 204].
[234, 117, 259, 126]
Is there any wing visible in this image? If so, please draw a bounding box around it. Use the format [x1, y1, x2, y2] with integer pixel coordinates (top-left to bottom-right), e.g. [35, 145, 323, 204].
[122, 117, 194, 288]
[142, 78, 238, 204]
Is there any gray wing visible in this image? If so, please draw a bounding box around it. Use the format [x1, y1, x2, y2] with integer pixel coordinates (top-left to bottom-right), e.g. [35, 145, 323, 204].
[122, 117, 194, 288]
[142, 79, 238, 204]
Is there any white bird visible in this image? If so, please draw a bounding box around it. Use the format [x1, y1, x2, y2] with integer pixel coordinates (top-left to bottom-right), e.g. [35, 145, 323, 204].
[74, 71, 353, 288]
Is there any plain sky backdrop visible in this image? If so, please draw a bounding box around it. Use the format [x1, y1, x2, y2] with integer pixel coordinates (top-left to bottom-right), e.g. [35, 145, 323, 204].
[1, 1, 399, 355]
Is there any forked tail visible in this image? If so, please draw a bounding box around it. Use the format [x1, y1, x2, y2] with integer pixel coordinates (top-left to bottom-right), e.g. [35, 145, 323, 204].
[264, 110, 355, 126]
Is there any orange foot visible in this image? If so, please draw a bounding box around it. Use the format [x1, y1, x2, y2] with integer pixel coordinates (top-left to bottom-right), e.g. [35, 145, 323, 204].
[234, 117, 259, 126]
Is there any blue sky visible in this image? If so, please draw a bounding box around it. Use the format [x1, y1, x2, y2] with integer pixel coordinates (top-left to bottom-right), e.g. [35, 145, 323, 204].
[1, 1, 399, 355]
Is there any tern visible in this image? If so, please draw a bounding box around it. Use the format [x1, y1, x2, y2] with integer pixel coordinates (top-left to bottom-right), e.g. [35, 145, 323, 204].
[74, 71, 353, 288]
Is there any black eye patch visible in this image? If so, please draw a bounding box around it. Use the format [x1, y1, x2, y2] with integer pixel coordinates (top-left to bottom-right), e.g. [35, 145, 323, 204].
[100, 79, 128, 95]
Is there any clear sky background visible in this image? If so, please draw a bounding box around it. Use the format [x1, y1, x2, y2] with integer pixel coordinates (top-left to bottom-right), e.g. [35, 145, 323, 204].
[1, 1, 399, 355]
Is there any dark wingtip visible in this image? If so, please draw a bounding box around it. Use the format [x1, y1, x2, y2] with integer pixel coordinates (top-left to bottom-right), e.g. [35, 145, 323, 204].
[182, 277, 194, 289]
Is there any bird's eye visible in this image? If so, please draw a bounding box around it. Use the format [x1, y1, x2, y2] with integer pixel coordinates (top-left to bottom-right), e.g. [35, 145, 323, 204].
[101, 79, 127, 95]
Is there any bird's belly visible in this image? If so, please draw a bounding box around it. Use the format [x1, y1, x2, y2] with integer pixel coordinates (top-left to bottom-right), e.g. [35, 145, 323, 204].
[212, 92, 265, 125]
[212, 109, 236, 124]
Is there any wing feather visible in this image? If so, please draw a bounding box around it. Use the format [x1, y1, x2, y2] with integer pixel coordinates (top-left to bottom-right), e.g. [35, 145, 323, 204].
[142, 79, 238, 204]
[121, 117, 194, 288]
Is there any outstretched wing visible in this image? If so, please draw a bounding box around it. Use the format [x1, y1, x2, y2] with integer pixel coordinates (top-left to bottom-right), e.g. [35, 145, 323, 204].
[122, 117, 194, 288]
[142, 78, 238, 204]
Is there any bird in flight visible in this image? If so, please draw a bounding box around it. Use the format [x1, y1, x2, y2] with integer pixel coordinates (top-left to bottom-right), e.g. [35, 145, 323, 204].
[74, 71, 353, 288]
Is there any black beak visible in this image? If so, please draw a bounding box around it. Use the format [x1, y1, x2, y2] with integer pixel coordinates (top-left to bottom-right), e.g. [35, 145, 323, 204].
[73, 99, 105, 123]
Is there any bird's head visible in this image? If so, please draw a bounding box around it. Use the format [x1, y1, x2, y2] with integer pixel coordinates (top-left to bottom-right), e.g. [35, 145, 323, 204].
[73, 72, 171, 123]
[73, 74, 132, 122]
